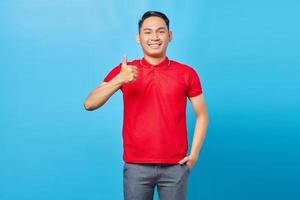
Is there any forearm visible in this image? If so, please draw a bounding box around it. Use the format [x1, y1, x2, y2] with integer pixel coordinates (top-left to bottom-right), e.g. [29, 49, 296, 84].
[84, 74, 124, 111]
[189, 113, 208, 161]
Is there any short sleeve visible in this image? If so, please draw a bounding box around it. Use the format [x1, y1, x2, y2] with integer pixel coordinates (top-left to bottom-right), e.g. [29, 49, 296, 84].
[103, 64, 121, 82]
[186, 68, 202, 98]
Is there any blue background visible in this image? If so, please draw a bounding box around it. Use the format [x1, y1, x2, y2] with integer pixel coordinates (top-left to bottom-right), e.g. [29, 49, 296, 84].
[1, 0, 299, 199]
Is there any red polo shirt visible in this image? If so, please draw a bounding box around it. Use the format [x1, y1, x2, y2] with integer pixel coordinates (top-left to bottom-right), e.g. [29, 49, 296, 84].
[103, 57, 202, 164]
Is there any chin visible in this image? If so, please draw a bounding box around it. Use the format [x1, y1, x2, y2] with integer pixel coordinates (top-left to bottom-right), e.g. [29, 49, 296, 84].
[145, 49, 166, 56]
[146, 52, 165, 58]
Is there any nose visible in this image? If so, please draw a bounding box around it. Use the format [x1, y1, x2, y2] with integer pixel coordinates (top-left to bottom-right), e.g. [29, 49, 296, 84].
[151, 32, 159, 40]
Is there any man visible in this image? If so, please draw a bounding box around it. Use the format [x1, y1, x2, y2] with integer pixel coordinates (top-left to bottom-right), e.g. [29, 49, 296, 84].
[84, 11, 208, 200]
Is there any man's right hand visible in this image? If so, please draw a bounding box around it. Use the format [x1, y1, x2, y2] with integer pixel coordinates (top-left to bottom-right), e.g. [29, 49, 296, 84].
[119, 55, 138, 83]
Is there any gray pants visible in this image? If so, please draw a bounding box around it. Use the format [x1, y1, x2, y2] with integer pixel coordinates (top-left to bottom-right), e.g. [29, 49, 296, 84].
[123, 162, 190, 200]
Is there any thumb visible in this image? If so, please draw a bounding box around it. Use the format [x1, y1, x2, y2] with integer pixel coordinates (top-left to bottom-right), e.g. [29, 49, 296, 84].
[122, 55, 128, 68]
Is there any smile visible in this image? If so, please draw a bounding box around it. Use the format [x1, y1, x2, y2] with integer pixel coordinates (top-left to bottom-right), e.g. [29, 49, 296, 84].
[148, 43, 162, 49]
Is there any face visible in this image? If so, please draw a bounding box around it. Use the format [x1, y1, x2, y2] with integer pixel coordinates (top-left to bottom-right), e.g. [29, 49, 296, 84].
[136, 16, 172, 58]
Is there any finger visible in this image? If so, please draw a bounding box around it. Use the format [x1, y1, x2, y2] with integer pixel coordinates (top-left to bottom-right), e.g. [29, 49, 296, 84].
[122, 55, 128, 67]
[127, 65, 137, 70]
[179, 157, 189, 164]
[128, 66, 137, 72]
[132, 66, 138, 70]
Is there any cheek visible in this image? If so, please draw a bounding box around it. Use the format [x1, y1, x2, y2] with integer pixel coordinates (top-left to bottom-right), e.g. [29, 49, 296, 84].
[140, 41, 149, 49]
[140, 40, 148, 46]
[139, 37, 147, 44]
[141, 38, 151, 46]
[162, 35, 170, 41]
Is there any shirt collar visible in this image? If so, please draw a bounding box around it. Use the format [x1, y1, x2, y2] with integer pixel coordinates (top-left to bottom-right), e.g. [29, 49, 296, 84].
[140, 57, 171, 69]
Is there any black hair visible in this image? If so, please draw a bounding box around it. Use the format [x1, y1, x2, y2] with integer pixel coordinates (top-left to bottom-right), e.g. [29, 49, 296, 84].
[138, 11, 170, 33]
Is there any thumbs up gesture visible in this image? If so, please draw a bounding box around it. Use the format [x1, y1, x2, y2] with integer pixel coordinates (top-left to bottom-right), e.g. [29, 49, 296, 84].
[119, 55, 138, 83]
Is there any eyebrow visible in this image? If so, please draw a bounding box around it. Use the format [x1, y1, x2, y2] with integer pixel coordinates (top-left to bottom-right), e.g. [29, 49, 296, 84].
[142, 27, 167, 31]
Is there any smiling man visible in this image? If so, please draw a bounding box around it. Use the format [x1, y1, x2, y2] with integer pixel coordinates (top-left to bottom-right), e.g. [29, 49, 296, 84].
[84, 11, 208, 200]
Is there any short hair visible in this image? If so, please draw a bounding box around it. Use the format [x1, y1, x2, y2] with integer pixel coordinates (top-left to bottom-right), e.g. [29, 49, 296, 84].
[138, 11, 170, 33]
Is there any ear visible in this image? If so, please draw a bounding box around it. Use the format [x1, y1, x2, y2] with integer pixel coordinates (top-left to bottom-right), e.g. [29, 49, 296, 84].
[136, 33, 140, 44]
[168, 31, 173, 42]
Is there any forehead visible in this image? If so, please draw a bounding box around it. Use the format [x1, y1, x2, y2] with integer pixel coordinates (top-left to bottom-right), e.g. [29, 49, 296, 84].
[141, 16, 167, 29]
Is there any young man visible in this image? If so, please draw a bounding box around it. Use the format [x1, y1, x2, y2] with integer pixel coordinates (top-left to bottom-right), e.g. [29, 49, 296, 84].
[84, 11, 208, 200]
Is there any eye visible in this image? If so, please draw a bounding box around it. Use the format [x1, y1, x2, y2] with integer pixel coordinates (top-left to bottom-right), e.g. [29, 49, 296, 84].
[159, 30, 166, 33]
[144, 31, 151, 34]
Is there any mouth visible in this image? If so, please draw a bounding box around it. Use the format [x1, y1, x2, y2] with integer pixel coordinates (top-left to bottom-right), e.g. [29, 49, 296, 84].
[148, 43, 162, 49]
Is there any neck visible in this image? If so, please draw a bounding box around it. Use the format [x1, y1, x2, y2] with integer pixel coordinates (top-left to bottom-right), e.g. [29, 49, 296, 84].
[143, 54, 166, 65]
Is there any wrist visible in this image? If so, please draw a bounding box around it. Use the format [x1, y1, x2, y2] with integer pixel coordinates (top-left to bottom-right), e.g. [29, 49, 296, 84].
[189, 154, 198, 162]
[115, 74, 126, 85]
